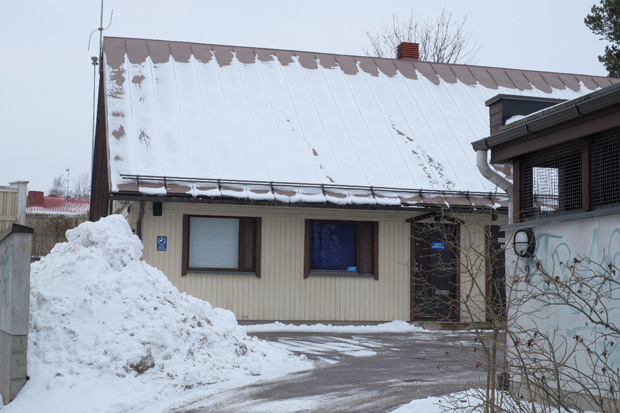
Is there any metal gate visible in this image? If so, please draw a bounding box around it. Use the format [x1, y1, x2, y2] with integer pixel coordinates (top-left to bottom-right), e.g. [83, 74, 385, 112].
[413, 223, 458, 321]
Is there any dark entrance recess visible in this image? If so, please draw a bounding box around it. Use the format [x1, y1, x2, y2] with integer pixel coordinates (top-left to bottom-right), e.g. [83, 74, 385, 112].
[487, 226, 507, 322]
[413, 223, 458, 321]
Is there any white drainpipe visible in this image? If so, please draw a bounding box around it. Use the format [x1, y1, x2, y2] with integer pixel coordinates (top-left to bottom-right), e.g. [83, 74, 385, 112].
[476, 150, 513, 224]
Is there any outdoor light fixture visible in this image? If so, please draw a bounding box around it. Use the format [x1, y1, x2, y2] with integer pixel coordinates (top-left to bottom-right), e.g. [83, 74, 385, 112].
[514, 229, 535, 258]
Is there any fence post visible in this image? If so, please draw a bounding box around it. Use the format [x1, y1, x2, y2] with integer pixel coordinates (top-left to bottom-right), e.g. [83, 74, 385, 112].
[0, 223, 33, 405]
[10, 182, 28, 226]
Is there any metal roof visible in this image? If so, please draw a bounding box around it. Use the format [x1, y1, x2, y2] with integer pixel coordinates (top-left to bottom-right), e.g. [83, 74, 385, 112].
[101, 37, 617, 208]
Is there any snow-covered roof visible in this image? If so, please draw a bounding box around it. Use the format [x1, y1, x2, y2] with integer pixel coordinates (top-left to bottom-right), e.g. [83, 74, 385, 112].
[102, 37, 616, 207]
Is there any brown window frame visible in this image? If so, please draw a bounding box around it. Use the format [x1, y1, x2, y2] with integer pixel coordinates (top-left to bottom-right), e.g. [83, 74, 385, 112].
[303, 219, 378, 279]
[182, 215, 261, 277]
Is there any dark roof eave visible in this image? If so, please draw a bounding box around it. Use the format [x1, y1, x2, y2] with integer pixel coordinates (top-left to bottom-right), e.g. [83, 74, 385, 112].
[472, 82, 620, 152]
[484, 94, 565, 107]
[109, 192, 509, 213]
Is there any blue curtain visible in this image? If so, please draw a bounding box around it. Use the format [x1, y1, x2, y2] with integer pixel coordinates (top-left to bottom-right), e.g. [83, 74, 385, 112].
[311, 222, 356, 270]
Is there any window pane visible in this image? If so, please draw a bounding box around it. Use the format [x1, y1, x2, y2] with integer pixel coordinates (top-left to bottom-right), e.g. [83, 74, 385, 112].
[311, 222, 356, 271]
[189, 217, 239, 269]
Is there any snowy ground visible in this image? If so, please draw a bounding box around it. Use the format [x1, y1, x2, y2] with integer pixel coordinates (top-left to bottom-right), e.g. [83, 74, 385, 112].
[0, 215, 485, 412]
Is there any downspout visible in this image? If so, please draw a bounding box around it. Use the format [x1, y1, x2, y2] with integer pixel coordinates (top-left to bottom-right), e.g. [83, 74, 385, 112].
[476, 150, 513, 224]
[136, 200, 145, 240]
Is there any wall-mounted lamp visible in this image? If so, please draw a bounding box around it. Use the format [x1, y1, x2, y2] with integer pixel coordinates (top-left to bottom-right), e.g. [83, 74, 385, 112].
[514, 229, 535, 258]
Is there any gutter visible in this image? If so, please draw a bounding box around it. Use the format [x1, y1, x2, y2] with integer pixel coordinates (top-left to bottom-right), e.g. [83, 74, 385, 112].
[476, 150, 513, 224]
[472, 81, 620, 151]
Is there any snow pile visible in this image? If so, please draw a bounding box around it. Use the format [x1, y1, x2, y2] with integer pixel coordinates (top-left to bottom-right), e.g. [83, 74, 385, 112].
[5, 215, 310, 412]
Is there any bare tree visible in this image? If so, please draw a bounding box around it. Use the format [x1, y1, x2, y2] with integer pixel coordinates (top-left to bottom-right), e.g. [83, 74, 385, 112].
[72, 173, 91, 198]
[48, 172, 90, 198]
[411, 207, 620, 412]
[364, 6, 481, 64]
[48, 175, 67, 197]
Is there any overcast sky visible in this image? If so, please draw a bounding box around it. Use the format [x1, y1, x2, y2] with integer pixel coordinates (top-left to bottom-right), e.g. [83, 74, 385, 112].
[0, 0, 610, 193]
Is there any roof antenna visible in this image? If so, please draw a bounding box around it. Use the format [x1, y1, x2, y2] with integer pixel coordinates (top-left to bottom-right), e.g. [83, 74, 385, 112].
[88, 0, 113, 185]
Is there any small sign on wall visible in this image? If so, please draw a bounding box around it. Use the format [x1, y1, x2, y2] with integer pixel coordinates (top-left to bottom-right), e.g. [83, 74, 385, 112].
[157, 236, 167, 251]
[431, 241, 445, 250]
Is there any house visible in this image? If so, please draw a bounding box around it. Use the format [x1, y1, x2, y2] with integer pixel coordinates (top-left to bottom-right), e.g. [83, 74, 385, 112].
[472, 82, 620, 409]
[90, 37, 616, 323]
[26, 191, 90, 259]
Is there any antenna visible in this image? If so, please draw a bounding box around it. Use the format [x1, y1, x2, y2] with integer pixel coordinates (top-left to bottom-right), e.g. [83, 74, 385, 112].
[66, 169, 71, 197]
[88, 0, 113, 187]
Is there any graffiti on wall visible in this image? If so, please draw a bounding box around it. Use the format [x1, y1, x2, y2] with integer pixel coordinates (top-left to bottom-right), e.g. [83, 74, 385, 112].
[518, 224, 620, 282]
[0, 241, 13, 314]
[513, 218, 620, 367]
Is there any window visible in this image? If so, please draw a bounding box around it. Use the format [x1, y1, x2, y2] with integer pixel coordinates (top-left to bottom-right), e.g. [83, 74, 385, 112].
[519, 140, 582, 220]
[591, 128, 620, 210]
[517, 126, 620, 221]
[182, 216, 261, 276]
[304, 220, 378, 279]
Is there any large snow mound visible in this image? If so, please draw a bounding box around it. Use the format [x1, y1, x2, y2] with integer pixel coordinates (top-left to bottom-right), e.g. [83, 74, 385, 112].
[9, 215, 310, 412]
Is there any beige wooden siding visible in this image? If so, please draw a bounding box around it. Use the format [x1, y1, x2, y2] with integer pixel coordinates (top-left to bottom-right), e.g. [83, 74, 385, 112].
[457, 213, 508, 323]
[0, 190, 18, 232]
[131, 203, 411, 321]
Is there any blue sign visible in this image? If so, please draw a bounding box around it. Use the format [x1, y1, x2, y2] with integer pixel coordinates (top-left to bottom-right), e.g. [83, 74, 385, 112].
[157, 236, 167, 251]
[431, 241, 445, 250]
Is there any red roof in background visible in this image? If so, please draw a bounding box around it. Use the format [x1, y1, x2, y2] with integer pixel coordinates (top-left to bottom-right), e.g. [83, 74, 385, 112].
[27, 191, 90, 215]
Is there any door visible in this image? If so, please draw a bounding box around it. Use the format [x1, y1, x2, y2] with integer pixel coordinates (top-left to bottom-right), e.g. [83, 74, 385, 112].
[413, 223, 458, 320]
[487, 226, 506, 322]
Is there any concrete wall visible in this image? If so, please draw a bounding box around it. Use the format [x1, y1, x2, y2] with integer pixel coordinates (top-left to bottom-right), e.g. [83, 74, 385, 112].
[508, 212, 620, 407]
[0, 224, 32, 405]
[126, 202, 497, 323]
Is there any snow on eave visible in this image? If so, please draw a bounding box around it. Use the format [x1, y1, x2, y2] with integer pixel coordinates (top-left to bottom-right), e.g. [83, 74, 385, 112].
[111, 176, 508, 209]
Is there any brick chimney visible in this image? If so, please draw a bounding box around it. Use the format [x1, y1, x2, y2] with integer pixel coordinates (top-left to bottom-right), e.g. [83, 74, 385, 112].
[27, 190, 44, 207]
[397, 42, 419, 60]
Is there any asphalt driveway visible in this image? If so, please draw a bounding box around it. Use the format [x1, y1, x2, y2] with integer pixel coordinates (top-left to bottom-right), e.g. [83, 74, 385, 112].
[172, 329, 498, 412]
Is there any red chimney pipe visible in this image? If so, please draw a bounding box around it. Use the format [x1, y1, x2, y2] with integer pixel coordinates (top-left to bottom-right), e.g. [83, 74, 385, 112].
[397, 42, 419, 60]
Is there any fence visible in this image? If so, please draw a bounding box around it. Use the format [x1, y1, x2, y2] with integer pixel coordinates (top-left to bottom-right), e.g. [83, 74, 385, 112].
[0, 182, 27, 233]
[26, 214, 87, 259]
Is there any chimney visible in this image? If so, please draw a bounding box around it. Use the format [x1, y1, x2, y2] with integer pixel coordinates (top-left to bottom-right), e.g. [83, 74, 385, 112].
[485, 95, 566, 135]
[27, 190, 44, 207]
[397, 42, 419, 60]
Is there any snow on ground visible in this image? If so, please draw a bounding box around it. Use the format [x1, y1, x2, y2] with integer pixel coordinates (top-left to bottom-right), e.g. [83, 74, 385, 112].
[243, 320, 424, 334]
[0, 215, 541, 413]
[0, 215, 312, 413]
